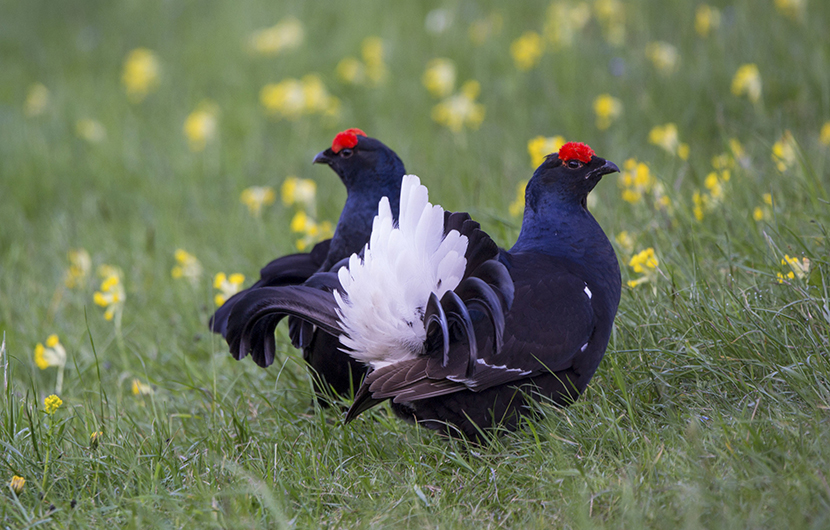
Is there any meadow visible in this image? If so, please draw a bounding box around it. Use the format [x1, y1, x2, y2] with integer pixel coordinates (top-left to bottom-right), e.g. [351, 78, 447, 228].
[1, 0, 829, 527]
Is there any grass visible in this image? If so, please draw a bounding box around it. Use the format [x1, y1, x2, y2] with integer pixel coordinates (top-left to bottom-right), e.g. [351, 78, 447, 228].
[1, 0, 829, 527]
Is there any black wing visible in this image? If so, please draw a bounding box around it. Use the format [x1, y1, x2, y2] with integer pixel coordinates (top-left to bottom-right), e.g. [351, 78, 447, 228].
[209, 239, 331, 337]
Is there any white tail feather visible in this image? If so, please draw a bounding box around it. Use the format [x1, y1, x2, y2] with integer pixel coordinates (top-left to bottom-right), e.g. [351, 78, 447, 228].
[334, 175, 468, 369]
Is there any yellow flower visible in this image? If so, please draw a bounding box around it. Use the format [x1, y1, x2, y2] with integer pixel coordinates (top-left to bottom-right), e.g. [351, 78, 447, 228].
[615, 231, 634, 253]
[543, 2, 591, 49]
[618, 159, 655, 204]
[627, 248, 659, 288]
[692, 190, 706, 221]
[290, 210, 312, 233]
[510, 31, 544, 71]
[248, 17, 304, 56]
[731, 64, 762, 104]
[820, 122, 830, 146]
[777, 271, 795, 283]
[509, 181, 527, 217]
[93, 265, 125, 322]
[422, 58, 457, 98]
[240, 186, 276, 217]
[336, 56, 365, 85]
[122, 48, 160, 103]
[183, 100, 219, 152]
[629, 248, 658, 273]
[9, 476, 25, 495]
[64, 248, 91, 289]
[214, 272, 245, 306]
[34, 334, 66, 371]
[782, 254, 810, 279]
[648, 123, 689, 159]
[771, 130, 797, 172]
[75, 118, 107, 144]
[24, 83, 49, 117]
[774, 0, 805, 20]
[527, 135, 566, 167]
[90, 431, 103, 449]
[753, 207, 764, 221]
[281, 176, 317, 209]
[171, 249, 203, 284]
[44, 394, 62, 414]
[593, 94, 623, 130]
[695, 5, 721, 37]
[704, 171, 725, 201]
[764, 193, 773, 206]
[593, 0, 626, 46]
[431, 80, 485, 133]
[469, 13, 503, 46]
[260, 75, 339, 120]
[294, 219, 334, 251]
[131, 378, 154, 396]
[645, 41, 680, 75]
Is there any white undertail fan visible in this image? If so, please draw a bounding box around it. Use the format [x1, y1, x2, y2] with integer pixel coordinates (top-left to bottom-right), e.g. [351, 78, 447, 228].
[225, 175, 514, 405]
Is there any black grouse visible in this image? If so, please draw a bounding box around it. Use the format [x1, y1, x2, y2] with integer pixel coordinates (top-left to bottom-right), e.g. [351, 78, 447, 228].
[210, 128, 406, 402]
[224, 142, 620, 439]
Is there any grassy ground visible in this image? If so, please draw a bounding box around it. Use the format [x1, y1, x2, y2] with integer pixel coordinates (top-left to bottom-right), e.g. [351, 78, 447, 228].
[1, 0, 829, 527]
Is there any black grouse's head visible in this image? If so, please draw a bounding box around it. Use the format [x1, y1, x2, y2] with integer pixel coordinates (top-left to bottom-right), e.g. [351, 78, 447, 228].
[312, 128, 405, 193]
[526, 142, 619, 210]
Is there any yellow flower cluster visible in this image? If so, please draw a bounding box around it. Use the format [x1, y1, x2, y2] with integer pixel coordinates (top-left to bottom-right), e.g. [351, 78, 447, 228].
[422, 58, 457, 99]
[649, 123, 689, 160]
[122, 48, 160, 103]
[76, 119, 107, 144]
[615, 231, 635, 254]
[753, 193, 773, 222]
[774, 0, 806, 21]
[260, 74, 339, 121]
[646, 41, 680, 75]
[213, 272, 245, 307]
[771, 130, 797, 172]
[593, 0, 626, 46]
[9, 475, 25, 494]
[528, 135, 566, 167]
[240, 186, 277, 217]
[44, 394, 63, 414]
[510, 31, 544, 71]
[627, 247, 659, 288]
[509, 181, 528, 217]
[695, 4, 721, 37]
[131, 378, 154, 396]
[778, 254, 810, 283]
[34, 334, 66, 371]
[93, 265, 125, 322]
[593, 94, 623, 130]
[183, 100, 219, 152]
[431, 80, 485, 133]
[543, 2, 591, 50]
[618, 159, 670, 209]
[24, 83, 50, 117]
[290, 211, 334, 251]
[248, 17, 304, 56]
[171, 249, 203, 284]
[281, 176, 317, 211]
[468, 13, 503, 46]
[337, 37, 388, 87]
[64, 248, 91, 289]
[731, 64, 762, 104]
[90, 431, 103, 449]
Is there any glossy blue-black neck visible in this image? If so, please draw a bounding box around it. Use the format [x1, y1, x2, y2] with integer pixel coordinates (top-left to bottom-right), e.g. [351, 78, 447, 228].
[510, 156, 608, 261]
[321, 147, 405, 270]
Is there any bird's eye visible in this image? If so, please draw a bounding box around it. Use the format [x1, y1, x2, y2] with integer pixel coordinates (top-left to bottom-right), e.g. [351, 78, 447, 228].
[339, 148, 354, 158]
[567, 160, 582, 169]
